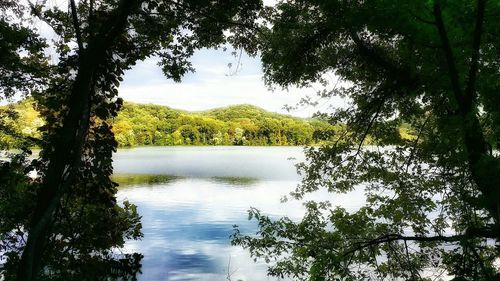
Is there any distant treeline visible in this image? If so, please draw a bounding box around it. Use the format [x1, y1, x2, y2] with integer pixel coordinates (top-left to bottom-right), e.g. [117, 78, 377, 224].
[0, 100, 43, 148]
[113, 103, 341, 146]
[1, 100, 342, 148]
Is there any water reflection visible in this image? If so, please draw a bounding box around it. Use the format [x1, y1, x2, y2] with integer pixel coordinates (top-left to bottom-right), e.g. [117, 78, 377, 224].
[113, 174, 182, 187]
[113, 146, 304, 181]
[114, 147, 364, 280]
[118, 179, 297, 280]
[209, 176, 259, 186]
[113, 173, 260, 188]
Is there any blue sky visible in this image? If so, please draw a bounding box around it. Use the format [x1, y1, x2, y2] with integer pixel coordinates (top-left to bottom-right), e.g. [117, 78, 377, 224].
[119, 48, 344, 117]
[8, 0, 346, 117]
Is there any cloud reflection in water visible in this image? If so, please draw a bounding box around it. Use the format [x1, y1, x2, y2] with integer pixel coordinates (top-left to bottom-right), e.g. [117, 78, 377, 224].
[114, 147, 365, 280]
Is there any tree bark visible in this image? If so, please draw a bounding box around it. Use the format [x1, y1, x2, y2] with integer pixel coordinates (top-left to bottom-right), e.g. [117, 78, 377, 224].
[16, 0, 141, 280]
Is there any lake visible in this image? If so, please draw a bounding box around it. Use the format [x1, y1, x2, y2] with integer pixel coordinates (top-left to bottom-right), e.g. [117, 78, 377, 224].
[114, 146, 364, 281]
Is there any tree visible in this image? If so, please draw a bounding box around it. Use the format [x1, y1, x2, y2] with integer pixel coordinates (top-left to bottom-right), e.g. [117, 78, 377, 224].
[0, 1, 48, 100]
[176, 124, 200, 144]
[232, 1, 500, 280]
[0, 1, 49, 150]
[0, 0, 262, 280]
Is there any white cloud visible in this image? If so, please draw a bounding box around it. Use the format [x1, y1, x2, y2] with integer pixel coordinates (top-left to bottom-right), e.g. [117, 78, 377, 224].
[118, 48, 346, 117]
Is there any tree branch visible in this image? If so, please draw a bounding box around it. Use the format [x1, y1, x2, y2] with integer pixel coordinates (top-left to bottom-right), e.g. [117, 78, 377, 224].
[344, 234, 463, 257]
[433, 1, 464, 109]
[409, 9, 436, 25]
[69, 0, 84, 52]
[150, 0, 261, 32]
[89, 0, 94, 20]
[343, 225, 497, 257]
[349, 30, 417, 89]
[404, 114, 431, 173]
[463, 0, 486, 111]
[354, 95, 384, 154]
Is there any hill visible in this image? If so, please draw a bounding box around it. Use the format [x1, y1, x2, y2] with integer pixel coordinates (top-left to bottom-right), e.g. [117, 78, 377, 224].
[1, 100, 340, 148]
[203, 104, 291, 120]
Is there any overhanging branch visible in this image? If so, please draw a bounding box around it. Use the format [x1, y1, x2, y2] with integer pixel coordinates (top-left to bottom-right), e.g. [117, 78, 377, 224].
[343, 225, 497, 257]
[343, 234, 463, 257]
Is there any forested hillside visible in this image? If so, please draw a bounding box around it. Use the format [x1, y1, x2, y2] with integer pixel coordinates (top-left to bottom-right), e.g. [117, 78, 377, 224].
[0, 100, 43, 148]
[1, 100, 341, 148]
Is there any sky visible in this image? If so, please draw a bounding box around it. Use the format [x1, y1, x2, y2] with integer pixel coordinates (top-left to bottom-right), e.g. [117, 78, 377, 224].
[8, 0, 347, 118]
[118, 48, 345, 117]
[115, 0, 316, 115]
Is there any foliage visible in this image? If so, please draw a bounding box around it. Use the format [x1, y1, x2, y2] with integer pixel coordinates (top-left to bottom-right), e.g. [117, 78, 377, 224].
[3, 100, 413, 148]
[0, 1, 48, 99]
[0, 100, 43, 149]
[111, 103, 342, 146]
[1, 0, 263, 280]
[232, 1, 500, 280]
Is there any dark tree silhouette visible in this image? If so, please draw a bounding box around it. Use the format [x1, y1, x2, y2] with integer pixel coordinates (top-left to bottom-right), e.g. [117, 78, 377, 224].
[233, 0, 500, 280]
[1, 0, 262, 280]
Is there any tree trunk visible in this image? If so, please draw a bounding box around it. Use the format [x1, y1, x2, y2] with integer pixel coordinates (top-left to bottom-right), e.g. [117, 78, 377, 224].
[434, 0, 499, 240]
[16, 0, 141, 280]
[461, 112, 500, 239]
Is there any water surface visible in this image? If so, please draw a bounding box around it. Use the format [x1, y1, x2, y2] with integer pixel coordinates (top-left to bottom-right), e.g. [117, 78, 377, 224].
[115, 147, 363, 280]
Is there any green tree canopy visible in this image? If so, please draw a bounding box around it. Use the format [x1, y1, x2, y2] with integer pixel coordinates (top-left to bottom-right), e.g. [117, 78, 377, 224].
[233, 1, 500, 280]
[0, 1, 48, 99]
[2, 100, 343, 147]
[0, 0, 262, 280]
